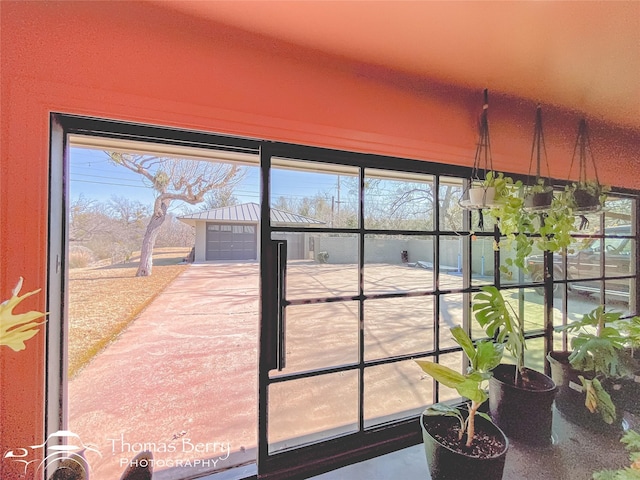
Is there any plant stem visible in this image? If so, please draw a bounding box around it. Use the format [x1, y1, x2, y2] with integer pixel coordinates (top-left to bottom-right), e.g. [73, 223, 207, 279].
[597, 311, 605, 338]
[466, 400, 481, 447]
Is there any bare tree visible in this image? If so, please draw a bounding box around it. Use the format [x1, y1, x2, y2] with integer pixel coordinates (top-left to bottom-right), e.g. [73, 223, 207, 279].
[107, 152, 244, 276]
[201, 185, 239, 210]
[108, 196, 150, 226]
[69, 194, 110, 243]
[156, 214, 195, 247]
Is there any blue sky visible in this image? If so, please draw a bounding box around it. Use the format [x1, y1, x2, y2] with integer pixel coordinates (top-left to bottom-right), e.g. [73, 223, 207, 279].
[69, 147, 342, 213]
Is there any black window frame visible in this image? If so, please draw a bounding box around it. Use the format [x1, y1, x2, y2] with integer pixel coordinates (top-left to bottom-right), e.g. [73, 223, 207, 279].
[48, 113, 640, 480]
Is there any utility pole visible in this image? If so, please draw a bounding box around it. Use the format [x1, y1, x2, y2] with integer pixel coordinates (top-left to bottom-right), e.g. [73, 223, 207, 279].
[331, 196, 335, 228]
[337, 175, 341, 219]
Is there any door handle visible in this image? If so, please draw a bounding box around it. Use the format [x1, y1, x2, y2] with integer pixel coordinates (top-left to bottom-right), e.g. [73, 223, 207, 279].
[266, 240, 287, 371]
[275, 240, 287, 371]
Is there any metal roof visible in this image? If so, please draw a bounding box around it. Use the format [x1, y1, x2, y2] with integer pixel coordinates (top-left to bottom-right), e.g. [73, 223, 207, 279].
[178, 202, 324, 226]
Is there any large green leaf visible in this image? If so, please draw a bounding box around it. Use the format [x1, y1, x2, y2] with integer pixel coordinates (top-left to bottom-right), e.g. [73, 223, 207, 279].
[423, 403, 463, 420]
[475, 340, 504, 372]
[451, 326, 475, 366]
[621, 430, 640, 452]
[415, 361, 465, 388]
[415, 361, 486, 403]
[473, 286, 525, 372]
[456, 378, 488, 404]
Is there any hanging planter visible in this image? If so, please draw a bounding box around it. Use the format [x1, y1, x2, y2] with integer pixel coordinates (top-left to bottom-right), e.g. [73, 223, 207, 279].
[570, 180, 608, 212]
[523, 107, 555, 212]
[524, 185, 553, 210]
[566, 119, 610, 214]
[459, 90, 504, 211]
[468, 185, 496, 206]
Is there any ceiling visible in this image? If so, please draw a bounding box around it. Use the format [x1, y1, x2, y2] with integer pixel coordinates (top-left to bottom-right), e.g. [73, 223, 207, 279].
[157, 1, 640, 130]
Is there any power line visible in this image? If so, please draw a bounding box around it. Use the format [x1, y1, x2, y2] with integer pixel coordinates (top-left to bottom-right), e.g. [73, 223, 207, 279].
[70, 179, 149, 189]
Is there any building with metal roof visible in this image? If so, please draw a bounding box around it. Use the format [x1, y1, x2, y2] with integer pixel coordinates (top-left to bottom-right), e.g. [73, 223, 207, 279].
[179, 203, 324, 261]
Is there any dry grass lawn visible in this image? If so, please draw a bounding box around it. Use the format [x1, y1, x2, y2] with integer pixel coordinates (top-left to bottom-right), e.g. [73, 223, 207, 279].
[68, 247, 191, 378]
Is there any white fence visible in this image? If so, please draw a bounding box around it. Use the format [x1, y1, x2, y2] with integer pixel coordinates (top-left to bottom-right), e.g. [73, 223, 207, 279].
[312, 235, 533, 277]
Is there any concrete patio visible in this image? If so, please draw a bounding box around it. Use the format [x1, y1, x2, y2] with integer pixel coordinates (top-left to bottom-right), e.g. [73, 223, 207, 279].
[68, 261, 464, 479]
[67, 261, 614, 480]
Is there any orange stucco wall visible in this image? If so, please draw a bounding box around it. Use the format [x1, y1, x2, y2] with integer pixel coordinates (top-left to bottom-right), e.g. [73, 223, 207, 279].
[1, 1, 639, 478]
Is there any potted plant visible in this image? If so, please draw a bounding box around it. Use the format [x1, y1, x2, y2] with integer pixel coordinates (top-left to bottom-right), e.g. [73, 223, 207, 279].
[569, 180, 610, 212]
[607, 315, 640, 416]
[483, 180, 532, 275]
[467, 171, 512, 207]
[535, 189, 576, 253]
[486, 184, 576, 279]
[416, 326, 508, 480]
[548, 306, 632, 432]
[524, 178, 554, 211]
[473, 286, 558, 446]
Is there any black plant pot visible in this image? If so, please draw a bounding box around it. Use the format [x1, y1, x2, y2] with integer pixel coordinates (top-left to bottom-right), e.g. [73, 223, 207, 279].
[607, 376, 640, 415]
[524, 190, 553, 210]
[547, 351, 624, 433]
[421, 411, 508, 480]
[489, 364, 557, 447]
[572, 188, 600, 210]
[615, 350, 640, 414]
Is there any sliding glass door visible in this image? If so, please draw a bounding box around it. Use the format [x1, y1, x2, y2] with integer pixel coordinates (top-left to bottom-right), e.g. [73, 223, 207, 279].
[258, 143, 470, 478]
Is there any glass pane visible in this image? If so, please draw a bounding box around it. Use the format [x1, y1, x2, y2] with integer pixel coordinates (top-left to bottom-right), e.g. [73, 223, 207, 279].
[271, 158, 359, 229]
[498, 235, 540, 286]
[364, 169, 434, 231]
[471, 209, 496, 232]
[439, 177, 464, 231]
[364, 360, 434, 428]
[437, 352, 464, 403]
[364, 235, 433, 294]
[268, 371, 358, 453]
[604, 283, 632, 316]
[68, 144, 260, 479]
[605, 237, 634, 276]
[604, 196, 634, 226]
[552, 292, 599, 351]
[568, 280, 602, 305]
[364, 297, 434, 361]
[524, 337, 546, 374]
[604, 275, 632, 305]
[471, 291, 488, 341]
[552, 296, 568, 351]
[278, 232, 358, 300]
[276, 302, 359, 376]
[440, 236, 464, 290]
[471, 235, 494, 286]
[519, 288, 545, 332]
[439, 294, 464, 349]
[570, 211, 601, 235]
[560, 238, 602, 279]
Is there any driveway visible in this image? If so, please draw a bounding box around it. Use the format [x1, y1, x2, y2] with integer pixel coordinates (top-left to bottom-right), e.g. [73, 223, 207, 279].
[69, 262, 260, 480]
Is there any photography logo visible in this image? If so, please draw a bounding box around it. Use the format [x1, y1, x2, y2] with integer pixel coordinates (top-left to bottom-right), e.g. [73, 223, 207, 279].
[3, 430, 101, 478]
